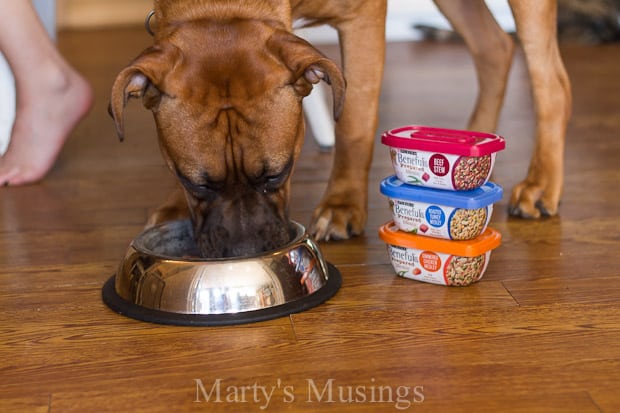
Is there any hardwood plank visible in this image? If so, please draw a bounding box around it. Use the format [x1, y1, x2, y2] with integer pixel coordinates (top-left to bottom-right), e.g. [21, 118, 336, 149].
[292, 263, 519, 311]
[589, 386, 620, 413]
[36, 344, 619, 412]
[503, 275, 620, 306]
[48, 389, 603, 413]
[0, 226, 137, 270]
[0, 397, 50, 413]
[291, 303, 620, 351]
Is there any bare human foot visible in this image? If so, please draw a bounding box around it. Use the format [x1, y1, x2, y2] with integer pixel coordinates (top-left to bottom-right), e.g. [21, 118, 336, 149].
[0, 62, 93, 186]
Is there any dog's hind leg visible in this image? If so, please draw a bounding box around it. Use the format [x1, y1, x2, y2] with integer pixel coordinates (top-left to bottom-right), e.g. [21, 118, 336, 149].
[435, 0, 571, 218]
[506, 0, 571, 218]
[433, 0, 515, 133]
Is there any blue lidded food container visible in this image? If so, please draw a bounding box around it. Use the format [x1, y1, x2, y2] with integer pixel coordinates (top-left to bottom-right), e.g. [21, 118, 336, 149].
[380, 176, 503, 240]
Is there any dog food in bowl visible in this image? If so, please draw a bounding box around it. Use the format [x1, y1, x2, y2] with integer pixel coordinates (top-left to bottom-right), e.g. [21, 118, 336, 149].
[379, 222, 501, 286]
[380, 176, 503, 240]
[381, 125, 505, 190]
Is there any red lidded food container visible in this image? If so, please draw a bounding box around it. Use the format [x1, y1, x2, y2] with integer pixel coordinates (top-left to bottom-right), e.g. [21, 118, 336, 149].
[381, 125, 506, 191]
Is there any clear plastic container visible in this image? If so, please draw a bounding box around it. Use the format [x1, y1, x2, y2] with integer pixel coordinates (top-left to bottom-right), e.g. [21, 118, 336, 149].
[379, 222, 502, 286]
[381, 125, 506, 191]
[380, 176, 503, 240]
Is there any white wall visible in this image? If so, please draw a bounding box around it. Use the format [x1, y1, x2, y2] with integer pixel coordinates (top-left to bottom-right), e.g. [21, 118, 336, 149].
[296, 0, 515, 44]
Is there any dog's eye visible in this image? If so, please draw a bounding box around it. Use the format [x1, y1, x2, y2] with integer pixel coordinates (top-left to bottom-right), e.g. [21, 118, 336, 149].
[262, 160, 293, 192]
[193, 183, 214, 194]
[185, 182, 217, 199]
[264, 173, 286, 191]
[177, 172, 221, 199]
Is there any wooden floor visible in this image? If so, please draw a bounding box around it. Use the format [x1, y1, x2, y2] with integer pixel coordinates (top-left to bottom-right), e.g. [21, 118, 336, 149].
[1, 26, 619, 412]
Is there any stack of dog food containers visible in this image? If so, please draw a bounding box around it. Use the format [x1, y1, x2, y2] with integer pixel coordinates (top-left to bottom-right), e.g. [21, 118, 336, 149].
[378, 125, 505, 286]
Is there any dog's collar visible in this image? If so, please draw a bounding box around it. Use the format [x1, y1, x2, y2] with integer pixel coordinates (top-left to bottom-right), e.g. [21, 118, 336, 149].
[145, 10, 156, 36]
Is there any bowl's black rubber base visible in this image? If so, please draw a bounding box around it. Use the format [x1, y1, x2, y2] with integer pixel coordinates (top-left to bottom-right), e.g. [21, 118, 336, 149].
[102, 263, 342, 326]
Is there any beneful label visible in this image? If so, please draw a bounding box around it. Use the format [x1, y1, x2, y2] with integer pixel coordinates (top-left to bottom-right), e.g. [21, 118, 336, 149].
[389, 148, 495, 191]
[387, 245, 490, 286]
[389, 199, 492, 241]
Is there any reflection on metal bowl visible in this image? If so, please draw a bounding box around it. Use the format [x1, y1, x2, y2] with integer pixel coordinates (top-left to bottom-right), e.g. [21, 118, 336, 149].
[102, 219, 341, 326]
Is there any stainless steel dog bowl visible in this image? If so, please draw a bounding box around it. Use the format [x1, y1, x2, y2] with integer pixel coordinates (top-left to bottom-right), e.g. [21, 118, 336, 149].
[102, 219, 341, 326]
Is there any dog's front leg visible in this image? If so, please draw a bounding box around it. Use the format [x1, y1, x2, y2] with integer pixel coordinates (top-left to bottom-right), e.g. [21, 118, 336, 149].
[146, 187, 190, 228]
[309, 1, 387, 241]
[507, 0, 572, 218]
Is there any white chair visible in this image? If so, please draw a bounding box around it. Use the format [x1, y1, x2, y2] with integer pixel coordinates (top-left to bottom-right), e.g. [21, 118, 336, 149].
[303, 81, 335, 150]
[0, 52, 15, 155]
[294, 26, 336, 150]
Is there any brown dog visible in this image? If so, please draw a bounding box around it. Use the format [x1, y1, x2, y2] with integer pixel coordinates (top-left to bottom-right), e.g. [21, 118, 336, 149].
[110, 0, 571, 258]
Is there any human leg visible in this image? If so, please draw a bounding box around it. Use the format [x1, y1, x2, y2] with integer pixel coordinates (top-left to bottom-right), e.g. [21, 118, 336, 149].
[0, 0, 93, 185]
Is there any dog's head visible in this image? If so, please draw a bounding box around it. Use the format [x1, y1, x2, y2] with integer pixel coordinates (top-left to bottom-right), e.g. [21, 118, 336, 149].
[110, 18, 344, 258]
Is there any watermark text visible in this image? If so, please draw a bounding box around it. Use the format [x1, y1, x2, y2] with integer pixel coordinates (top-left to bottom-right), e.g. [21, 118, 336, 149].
[193, 378, 424, 410]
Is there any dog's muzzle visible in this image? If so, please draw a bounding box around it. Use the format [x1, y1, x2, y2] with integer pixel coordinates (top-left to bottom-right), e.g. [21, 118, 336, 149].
[192, 190, 290, 258]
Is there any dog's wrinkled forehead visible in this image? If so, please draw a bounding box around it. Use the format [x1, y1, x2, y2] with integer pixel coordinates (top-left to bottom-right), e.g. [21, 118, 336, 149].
[147, 21, 303, 179]
[160, 20, 293, 103]
[109, 16, 345, 165]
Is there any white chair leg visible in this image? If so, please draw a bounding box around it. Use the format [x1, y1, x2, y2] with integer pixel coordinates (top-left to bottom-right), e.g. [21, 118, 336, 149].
[303, 81, 336, 150]
[0, 54, 15, 155]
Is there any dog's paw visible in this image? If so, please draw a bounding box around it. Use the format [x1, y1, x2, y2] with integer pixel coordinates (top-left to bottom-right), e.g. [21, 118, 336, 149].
[508, 180, 560, 219]
[309, 203, 366, 242]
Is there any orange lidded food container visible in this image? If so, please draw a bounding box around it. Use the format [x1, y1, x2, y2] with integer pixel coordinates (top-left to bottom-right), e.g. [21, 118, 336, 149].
[379, 222, 501, 286]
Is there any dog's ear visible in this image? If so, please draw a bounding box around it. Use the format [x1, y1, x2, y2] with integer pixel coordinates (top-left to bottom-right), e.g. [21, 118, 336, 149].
[109, 44, 179, 141]
[268, 30, 346, 121]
